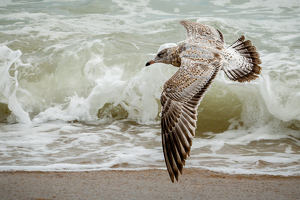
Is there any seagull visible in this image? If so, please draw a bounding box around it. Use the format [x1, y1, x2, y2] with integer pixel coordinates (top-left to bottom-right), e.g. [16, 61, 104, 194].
[145, 20, 261, 182]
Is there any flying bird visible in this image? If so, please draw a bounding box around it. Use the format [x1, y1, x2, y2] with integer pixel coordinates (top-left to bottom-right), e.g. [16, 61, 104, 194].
[145, 20, 261, 182]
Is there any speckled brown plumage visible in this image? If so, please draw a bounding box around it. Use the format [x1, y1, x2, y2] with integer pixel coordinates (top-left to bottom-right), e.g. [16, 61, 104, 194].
[145, 20, 262, 182]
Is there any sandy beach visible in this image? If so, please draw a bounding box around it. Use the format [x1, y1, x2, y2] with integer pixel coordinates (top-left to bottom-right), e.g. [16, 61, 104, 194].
[1, 169, 299, 200]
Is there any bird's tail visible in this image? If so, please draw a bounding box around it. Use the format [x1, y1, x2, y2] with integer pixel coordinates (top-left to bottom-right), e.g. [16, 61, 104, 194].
[222, 35, 262, 82]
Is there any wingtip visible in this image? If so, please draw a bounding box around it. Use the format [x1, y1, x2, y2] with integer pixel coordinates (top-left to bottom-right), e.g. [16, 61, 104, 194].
[175, 174, 179, 182]
[168, 172, 179, 183]
[179, 20, 187, 26]
[169, 173, 175, 183]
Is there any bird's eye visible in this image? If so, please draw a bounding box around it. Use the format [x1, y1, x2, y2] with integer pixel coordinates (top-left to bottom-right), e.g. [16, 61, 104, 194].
[158, 53, 162, 57]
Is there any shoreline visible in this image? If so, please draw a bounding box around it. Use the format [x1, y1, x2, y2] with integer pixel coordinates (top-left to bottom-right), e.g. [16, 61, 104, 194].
[1, 169, 300, 199]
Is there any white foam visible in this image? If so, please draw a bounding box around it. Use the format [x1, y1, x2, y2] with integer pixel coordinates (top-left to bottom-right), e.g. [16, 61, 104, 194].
[260, 72, 300, 122]
[0, 46, 31, 123]
[211, 0, 231, 7]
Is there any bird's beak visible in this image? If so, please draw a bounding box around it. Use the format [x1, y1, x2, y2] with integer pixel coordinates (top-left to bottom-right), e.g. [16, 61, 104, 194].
[145, 60, 155, 66]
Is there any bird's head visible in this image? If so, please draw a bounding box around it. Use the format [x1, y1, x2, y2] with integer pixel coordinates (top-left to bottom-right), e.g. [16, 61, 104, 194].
[145, 48, 173, 67]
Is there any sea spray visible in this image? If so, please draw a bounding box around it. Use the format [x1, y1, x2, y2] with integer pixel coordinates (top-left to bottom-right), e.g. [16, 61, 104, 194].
[0, 46, 31, 123]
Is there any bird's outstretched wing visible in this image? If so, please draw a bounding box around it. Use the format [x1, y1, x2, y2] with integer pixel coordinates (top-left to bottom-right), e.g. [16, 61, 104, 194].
[161, 58, 221, 182]
[179, 20, 224, 45]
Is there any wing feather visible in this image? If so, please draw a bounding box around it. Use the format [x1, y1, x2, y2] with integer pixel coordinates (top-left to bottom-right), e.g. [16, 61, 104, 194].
[179, 20, 225, 45]
[162, 134, 175, 182]
[161, 57, 221, 182]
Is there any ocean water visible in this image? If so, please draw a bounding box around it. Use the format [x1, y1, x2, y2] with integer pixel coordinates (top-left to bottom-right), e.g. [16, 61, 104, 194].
[0, 0, 300, 175]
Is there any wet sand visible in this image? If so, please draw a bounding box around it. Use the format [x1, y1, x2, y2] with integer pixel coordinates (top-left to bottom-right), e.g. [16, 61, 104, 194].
[1, 169, 300, 200]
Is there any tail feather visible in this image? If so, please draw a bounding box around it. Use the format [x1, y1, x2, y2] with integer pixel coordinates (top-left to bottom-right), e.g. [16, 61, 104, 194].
[223, 35, 262, 82]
